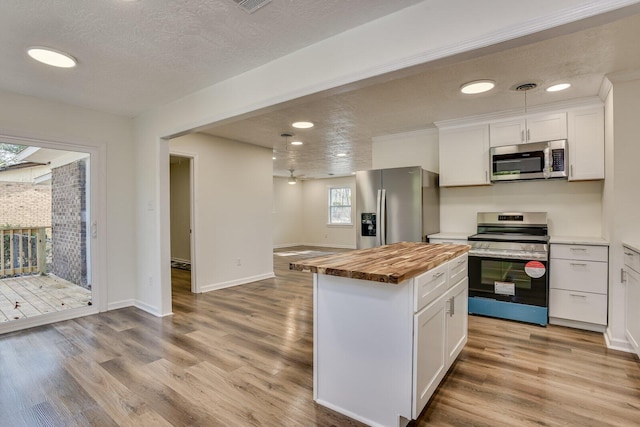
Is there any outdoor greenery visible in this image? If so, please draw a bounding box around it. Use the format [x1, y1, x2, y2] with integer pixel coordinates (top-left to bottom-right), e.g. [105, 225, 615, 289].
[0, 142, 27, 168]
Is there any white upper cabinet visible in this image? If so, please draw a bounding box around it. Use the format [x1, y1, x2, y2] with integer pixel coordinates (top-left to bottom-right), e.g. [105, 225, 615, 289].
[568, 107, 605, 181]
[439, 124, 490, 187]
[489, 113, 567, 147]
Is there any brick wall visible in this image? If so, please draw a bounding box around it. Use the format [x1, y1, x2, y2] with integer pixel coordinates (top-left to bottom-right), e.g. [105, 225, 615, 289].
[51, 160, 88, 289]
[0, 182, 51, 228]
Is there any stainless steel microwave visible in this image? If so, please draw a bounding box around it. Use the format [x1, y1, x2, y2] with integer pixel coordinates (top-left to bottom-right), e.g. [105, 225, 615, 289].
[490, 139, 568, 182]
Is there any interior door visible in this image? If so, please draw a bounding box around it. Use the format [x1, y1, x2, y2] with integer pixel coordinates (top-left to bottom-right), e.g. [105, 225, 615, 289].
[382, 166, 422, 244]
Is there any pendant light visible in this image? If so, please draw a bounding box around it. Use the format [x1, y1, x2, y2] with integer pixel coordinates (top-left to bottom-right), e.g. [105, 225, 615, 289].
[288, 169, 297, 185]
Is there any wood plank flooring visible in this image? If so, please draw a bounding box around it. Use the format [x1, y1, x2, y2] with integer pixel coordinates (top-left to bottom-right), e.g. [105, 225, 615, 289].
[0, 246, 638, 426]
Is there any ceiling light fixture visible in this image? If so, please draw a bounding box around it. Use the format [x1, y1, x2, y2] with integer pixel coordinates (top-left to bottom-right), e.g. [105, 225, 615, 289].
[546, 83, 571, 92]
[27, 47, 77, 68]
[336, 153, 347, 157]
[288, 169, 297, 185]
[290, 140, 303, 146]
[292, 121, 314, 129]
[460, 80, 495, 94]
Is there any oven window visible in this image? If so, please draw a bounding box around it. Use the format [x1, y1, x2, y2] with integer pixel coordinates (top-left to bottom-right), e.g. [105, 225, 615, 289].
[481, 260, 532, 290]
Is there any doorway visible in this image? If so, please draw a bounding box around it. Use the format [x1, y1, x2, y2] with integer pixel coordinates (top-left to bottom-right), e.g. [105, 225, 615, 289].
[169, 153, 196, 293]
[0, 137, 102, 334]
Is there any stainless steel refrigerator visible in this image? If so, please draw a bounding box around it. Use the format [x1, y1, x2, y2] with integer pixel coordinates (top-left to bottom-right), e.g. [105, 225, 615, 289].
[356, 166, 439, 249]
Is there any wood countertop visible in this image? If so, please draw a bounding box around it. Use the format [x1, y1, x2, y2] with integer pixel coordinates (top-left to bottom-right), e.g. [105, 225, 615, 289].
[289, 242, 470, 284]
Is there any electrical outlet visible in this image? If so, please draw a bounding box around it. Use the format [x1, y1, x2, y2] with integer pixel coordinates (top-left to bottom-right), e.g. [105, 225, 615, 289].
[236, 258, 241, 266]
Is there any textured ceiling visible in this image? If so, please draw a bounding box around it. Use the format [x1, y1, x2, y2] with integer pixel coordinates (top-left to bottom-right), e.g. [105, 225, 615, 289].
[0, 0, 422, 117]
[202, 11, 640, 179]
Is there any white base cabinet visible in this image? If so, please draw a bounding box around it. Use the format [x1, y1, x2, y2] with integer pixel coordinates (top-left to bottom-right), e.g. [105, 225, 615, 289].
[623, 245, 640, 357]
[549, 243, 608, 332]
[314, 254, 468, 427]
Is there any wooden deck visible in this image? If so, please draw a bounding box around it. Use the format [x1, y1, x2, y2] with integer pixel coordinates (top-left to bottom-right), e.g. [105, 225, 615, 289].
[0, 274, 91, 322]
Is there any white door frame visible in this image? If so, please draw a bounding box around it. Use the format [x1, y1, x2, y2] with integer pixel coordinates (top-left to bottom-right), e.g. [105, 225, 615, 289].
[0, 133, 106, 334]
[169, 150, 198, 293]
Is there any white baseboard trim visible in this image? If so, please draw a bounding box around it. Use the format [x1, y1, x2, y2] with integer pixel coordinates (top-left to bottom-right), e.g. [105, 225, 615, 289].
[604, 328, 634, 353]
[199, 272, 276, 293]
[107, 299, 135, 311]
[273, 243, 303, 249]
[301, 243, 356, 249]
[133, 299, 171, 317]
[171, 257, 191, 265]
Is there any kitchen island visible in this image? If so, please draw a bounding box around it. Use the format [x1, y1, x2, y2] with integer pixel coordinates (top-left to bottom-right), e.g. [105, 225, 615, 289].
[290, 242, 470, 427]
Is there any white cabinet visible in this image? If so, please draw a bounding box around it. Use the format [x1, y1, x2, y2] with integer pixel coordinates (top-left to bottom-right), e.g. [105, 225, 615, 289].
[489, 113, 567, 147]
[445, 277, 468, 365]
[412, 253, 468, 419]
[414, 262, 448, 312]
[623, 245, 640, 357]
[412, 294, 447, 418]
[429, 237, 468, 245]
[549, 243, 608, 331]
[568, 107, 605, 181]
[439, 125, 490, 187]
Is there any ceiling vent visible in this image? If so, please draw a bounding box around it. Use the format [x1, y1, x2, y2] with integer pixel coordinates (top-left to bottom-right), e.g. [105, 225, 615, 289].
[232, 0, 272, 13]
[511, 82, 538, 92]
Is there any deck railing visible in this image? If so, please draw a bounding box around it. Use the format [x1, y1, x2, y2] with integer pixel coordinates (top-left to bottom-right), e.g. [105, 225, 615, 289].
[0, 227, 50, 278]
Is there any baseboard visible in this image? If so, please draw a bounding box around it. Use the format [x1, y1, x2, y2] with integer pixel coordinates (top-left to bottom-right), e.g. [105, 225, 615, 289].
[133, 299, 172, 317]
[199, 272, 276, 293]
[171, 257, 191, 265]
[604, 327, 634, 353]
[273, 243, 303, 249]
[107, 299, 135, 311]
[301, 243, 356, 249]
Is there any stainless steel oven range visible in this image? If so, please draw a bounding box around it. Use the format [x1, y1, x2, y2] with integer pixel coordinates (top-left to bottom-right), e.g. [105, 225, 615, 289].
[467, 212, 549, 326]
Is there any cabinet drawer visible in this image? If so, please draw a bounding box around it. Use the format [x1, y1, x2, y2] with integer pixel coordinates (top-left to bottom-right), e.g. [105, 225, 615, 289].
[549, 289, 607, 325]
[623, 246, 640, 274]
[429, 238, 468, 245]
[550, 259, 608, 293]
[414, 263, 448, 312]
[550, 244, 608, 262]
[448, 253, 468, 287]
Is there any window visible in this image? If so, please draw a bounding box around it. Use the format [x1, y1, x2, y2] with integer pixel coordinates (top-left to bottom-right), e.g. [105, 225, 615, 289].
[328, 187, 352, 225]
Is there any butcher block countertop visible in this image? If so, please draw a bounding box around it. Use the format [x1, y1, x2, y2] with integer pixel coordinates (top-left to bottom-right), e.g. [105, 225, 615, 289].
[289, 242, 470, 284]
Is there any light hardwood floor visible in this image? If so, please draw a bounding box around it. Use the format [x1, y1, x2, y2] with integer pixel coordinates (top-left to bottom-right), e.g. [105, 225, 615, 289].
[0, 246, 638, 426]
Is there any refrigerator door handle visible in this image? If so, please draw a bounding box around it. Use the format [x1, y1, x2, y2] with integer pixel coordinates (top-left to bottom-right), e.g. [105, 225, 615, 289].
[380, 189, 386, 246]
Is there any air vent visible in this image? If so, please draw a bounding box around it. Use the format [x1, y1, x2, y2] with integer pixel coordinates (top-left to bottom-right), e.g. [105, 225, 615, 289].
[232, 0, 272, 13]
[512, 82, 538, 92]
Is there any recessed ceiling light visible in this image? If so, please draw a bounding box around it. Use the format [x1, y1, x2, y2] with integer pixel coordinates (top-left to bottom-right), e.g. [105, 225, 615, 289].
[27, 47, 77, 68]
[460, 80, 495, 95]
[272, 156, 276, 160]
[292, 121, 314, 129]
[290, 140, 303, 146]
[546, 83, 571, 92]
[336, 153, 347, 157]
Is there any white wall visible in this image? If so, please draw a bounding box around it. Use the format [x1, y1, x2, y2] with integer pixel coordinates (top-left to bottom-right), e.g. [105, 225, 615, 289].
[169, 133, 274, 293]
[0, 89, 136, 311]
[604, 76, 640, 349]
[372, 129, 439, 172]
[440, 180, 604, 235]
[169, 158, 191, 263]
[301, 177, 357, 249]
[273, 176, 303, 248]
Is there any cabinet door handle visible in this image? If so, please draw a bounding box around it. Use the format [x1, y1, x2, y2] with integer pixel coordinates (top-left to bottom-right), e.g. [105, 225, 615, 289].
[456, 259, 466, 266]
[485, 170, 488, 182]
[624, 252, 634, 256]
[449, 296, 455, 316]
[570, 164, 574, 177]
[570, 247, 587, 251]
[622, 268, 627, 283]
[521, 130, 525, 142]
[570, 262, 588, 267]
[527, 129, 530, 141]
[433, 272, 445, 279]
[569, 294, 587, 298]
